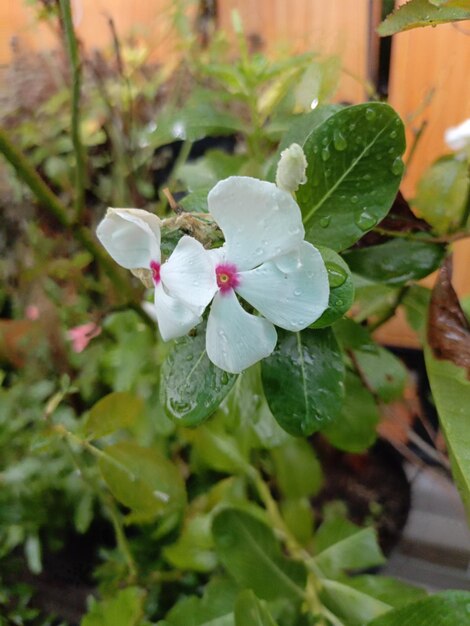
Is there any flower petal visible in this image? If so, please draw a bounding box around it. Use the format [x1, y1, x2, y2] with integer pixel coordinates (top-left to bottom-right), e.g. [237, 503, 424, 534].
[160, 235, 217, 308]
[208, 176, 304, 270]
[152, 282, 202, 341]
[236, 241, 329, 331]
[206, 290, 277, 373]
[96, 208, 161, 269]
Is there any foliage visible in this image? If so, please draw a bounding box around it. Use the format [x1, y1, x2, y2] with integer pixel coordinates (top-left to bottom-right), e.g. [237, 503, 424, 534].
[0, 1, 469, 625]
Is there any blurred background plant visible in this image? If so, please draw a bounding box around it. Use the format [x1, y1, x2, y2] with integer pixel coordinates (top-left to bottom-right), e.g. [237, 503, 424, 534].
[0, 0, 470, 624]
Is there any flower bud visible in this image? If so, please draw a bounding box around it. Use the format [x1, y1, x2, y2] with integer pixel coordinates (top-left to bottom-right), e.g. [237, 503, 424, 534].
[275, 143, 308, 192]
[444, 118, 470, 152]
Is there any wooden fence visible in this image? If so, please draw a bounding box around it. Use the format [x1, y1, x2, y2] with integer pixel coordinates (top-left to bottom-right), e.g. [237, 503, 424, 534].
[1, 0, 470, 346]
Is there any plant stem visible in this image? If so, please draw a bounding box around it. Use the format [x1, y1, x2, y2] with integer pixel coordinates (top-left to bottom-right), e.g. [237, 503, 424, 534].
[0, 126, 70, 228]
[0, 126, 135, 299]
[59, 0, 86, 220]
[61, 436, 138, 581]
[372, 226, 469, 244]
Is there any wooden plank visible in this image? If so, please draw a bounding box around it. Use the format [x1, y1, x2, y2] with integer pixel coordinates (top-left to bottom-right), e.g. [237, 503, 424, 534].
[0, 0, 178, 65]
[217, 0, 370, 103]
[381, 5, 470, 346]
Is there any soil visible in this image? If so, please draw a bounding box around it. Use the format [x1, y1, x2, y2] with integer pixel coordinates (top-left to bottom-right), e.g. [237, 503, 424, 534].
[312, 439, 411, 556]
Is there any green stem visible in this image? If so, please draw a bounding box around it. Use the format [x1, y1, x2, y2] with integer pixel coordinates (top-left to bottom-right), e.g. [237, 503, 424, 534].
[0, 126, 70, 228]
[0, 126, 135, 299]
[59, 0, 86, 219]
[459, 163, 470, 230]
[61, 435, 138, 581]
[372, 226, 469, 244]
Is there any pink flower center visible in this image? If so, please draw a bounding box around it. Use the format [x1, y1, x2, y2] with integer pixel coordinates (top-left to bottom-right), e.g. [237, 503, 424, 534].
[216, 263, 240, 294]
[150, 260, 161, 284]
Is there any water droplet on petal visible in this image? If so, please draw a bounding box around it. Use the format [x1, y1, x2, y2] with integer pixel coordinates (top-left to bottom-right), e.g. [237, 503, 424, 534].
[294, 288, 302, 297]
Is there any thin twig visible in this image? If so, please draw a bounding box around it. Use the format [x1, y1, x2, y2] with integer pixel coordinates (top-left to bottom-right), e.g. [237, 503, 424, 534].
[372, 226, 470, 245]
[405, 119, 428, 171]
[59, 0, 86, 220]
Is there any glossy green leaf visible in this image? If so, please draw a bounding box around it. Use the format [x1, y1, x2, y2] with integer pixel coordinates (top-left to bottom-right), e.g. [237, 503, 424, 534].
[414, 156, 469, 234]
[343, 239, 445, 286]
[323, 371, 379, 452]
[297, 103, 405, 251]
[335, 318, 408, 403]
[321, 579, 391, 625]
[430, 0, 470, 7]
[212, 509, 307, 601]
[99, 442, 186, 522]
[161, 324, 237, 427]
[377, 0, 470, 35]
[311, 246, 354, 328]
[234, 590, 278, 626]
[346, 575, 427, 609]
[261, 328, 345, 436]
[278, 106, 342, 153]
[271, 439, 323, 498]
[369, 591, 470, 626]
[81, 587, 144, 626]
[424, 347, 470, 514]
[84, 392, 143, 440]
[313, 527, 385, 577]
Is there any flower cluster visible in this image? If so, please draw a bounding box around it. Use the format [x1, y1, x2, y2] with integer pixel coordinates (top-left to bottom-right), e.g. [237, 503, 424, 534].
[97, 176, 330, 373]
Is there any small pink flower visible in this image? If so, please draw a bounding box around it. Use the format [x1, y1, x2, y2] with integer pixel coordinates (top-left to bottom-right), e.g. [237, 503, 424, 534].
[25, 305, 40, 321]
[67, 322, 101, 353]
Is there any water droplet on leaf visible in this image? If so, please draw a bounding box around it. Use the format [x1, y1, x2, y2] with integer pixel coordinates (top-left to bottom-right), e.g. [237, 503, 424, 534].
[333, 129, 347, 151]
[326, 262, 347, 288]
[321, 147, 330, 162]
[355, 210, 377, 231]
[391, 157, 404, 176]
[319, 216, 331, 228]
[365, 107, 376, 121]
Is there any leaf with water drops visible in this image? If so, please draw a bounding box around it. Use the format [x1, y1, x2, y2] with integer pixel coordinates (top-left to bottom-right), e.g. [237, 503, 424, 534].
[377, 0, 470, 36]
[311, 246, 354, 328]
[297, 103, 406, 251]
[98, 442, 186, 523]
[161, 323, 238, 427]
[261, 328, 345, 436]
[343, 239, 445, 286]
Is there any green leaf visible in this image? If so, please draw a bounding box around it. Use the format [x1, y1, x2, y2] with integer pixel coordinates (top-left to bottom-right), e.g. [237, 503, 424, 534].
[271, 439, 323, 498]
[84, 392, 144, 439]
[369, 591, 470, 626]
[321, 579, 391, 625]
[343, 239, 445, 286]
[294, 58, 341, 111]
[313, 527, 385, 577]
[99, 442, 186, 522]
[402, 285, 431, 336]
[280, 497, 314, 545]
[161, 324, 237, 427]
[430, 0, 470, 7]
[377, 0, 470, 35]
[424, 347, 470, 514]
[297, 103, 405, 251]
[189, 421, 251, 474]
[315, 515, 362, 554]
[323, 371, 379, 452]
[164, 514, 217, 572]
[212, 508, 307, 601]
[81, 587, 144, 626]
[261, 328, 345, 436]
[414, 156, 469, 234]
[334, 318, 408, 403]
[311, 246, 354, 328]
[278, 106, 342, 153]
[345, 575, 427, 609]
[234, 590, 278, 626]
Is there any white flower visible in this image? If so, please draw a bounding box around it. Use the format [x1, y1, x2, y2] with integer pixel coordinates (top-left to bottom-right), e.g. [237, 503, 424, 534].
[276, 143, 308, 192]
[444, 118, 470, 152]
[205, 177, 330, 374]
[96, 208, 216, 341]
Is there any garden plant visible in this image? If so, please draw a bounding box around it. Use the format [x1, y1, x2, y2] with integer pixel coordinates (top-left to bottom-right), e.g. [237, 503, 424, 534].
[1, 0, 470, 624]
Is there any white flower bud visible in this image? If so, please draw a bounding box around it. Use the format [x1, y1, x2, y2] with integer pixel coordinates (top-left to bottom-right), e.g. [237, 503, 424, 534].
[444, 118, 470, 152]
[275, 143, 308, 192]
